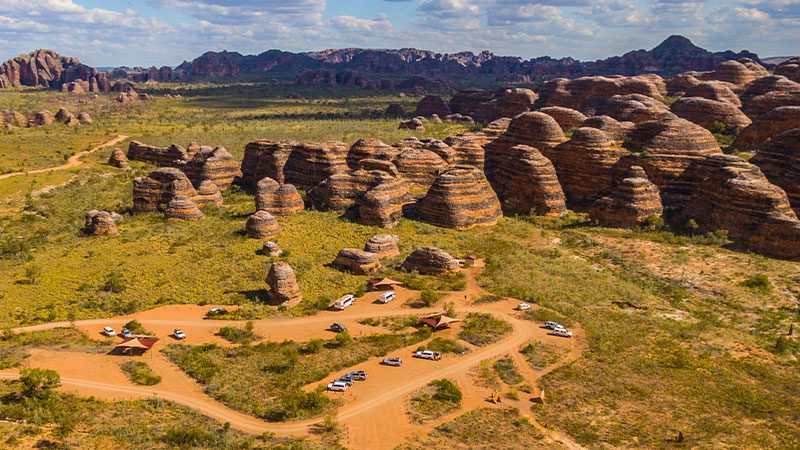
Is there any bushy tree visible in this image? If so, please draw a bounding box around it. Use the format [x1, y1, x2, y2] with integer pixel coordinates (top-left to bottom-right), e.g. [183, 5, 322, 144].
[20, 368, 61, 398]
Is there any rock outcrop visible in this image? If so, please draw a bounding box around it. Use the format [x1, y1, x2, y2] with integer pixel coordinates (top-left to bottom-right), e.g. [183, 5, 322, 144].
[29, 110, 55, 127]
[491, 145, 567, 215]
[127, 141, 190, 167]
[193, 180, 224, 206]
[133, 168, 197, 214]
[739, 76, 800, 117]
[537, 76, 664, 113]
[399, 118, 425, 130]
[265, 262, 302, 306]
[484, 112, 567, 181]
[538, 106, 587, 130]
[357, 174, 412, 228]
[331, 248, 382, 275]
[597, 94, 675, 123]
[774, 58, 800, 83]
[444, 132, 490, 169]
[733, 106, 800, 151]
[473, 88, 538, 123]
[579, 116, 633, 144]
[364, 234, 400, 260]
[77, 112, 93, 125]
[393, 137, 457, 164]
[307, 169, 385, 211]
[449, 88, 496, 116]
[417, 166, 502, 229]
[108, 148, 131, 169]
[666, 73, 701, 96]
[246, 211, 281, 239]
[84, 210, 120, 236]
[392, 147, 447, 190]
[751, 128, 800, 214]
[684, 81, 741, 106]
[239, 140, 348, 189]
[261, 241, 283, 257]
[182, 146, 241, 189]
[699, 59, 766, 86]
[589, 166, 663, 228]
[0, 50, 109, 91]
[402, 247, 459, 275]
[164, 195, 205, 221]
[415, 95, 451, 117]
[346, 139, 401, 168]
[669, 97, 751, 132]
[255, 178, 304, 216]
[385, 103, 405, 116]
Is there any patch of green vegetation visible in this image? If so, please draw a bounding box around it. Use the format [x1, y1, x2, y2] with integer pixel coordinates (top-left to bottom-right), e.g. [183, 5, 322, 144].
[406, 289, 443, 308]
[122, 319, 154, 336]
[0, 327, 112, 369]
[520, 308, 573, 328]
[394, 270, 467, 292]
[458, 313, 512, 346]
[520, 341, 567, 371]
[473, 293, 503, 304]
[492, 356, 523, 385]
[423, 337, 469, 355]
[121, 361, 162, 386]
[408, 379, 462, 424]
[358, 315, 422, 332]
[163, 330, 430, 421]
[217, 321, 259, 345]
[739, 274, 773, 294]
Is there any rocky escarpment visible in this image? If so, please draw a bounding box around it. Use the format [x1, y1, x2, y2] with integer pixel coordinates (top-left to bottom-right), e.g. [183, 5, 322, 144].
[265, 262, 302, 306]
[681, 155, 800, 260]
[255, 177, 304, 216]
[84, 210, 120, 237]
[0, 50, 109, 91]
[589, 166, 663, 228]
[133, 168, 197, 214]
[127, 141, 190, 168]
[751, 128, 800, 214]
[401, 247, 459, 275]
[490, 145, 567, 215]
[364, 234, 400, 261]
[182, 146, 241, 189]
[246, 211, 281, 239]
[417, 166, 502, 229]
[331, 248, 382, 275]
[669, 97, 751, 132]
[239, 140, 348, 189]
[733, 106, 800, 151]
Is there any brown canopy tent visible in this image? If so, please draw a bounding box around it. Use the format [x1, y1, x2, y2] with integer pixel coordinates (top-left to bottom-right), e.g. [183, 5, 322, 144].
[113, 337, 159, 356]
[420, 314, 461, 330]
[368, 277, 404, 291]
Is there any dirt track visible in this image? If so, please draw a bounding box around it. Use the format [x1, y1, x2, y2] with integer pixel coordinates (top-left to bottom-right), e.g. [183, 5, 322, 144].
[2, 262, 586, 449]
[0, 134, 128, 181]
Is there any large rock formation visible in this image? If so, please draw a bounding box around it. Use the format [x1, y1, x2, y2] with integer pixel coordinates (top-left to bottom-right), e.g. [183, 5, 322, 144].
[182, 146, 241, 189]
[255, 178, 304, 216]
[473, 88, 538, 123]
[579, 116, 634, 144]
[415, 95, 451, 117]
[417, 166, 502, 229]
[193, 180, 224, 206]
[346, 139, 401, 168]
[265, 262, 302, 306]
[537, 76, 664, 113]
[682, 155, 800, 260]
[357, 173, 413, 228]
[84, 210, 120, 237]
[739, 76, 800, 117]
[751, 128, 800, 214]
[491, 145, 567, 215]
[550, 127, 630, 203]
[589, 166, 663, 228]
[0, 50, 109, 91]
[449, 88, 496, 116]
[484, 111, 567, 181]
[364, 234, 400, 261]
[669, 97, 751, 132]
[393, 137, 457, 164]
[164, 195, 205, 221]
[133, 168, 197, 214]
[774, 58, 800, 83]
[597, 94, 675, 123]
[108, 148, 131, 169]
[684, 81, 741, 106]
[538, 106, 587, 130]
[402, 247, 459, 275]
[698, 59, 766, 86]
[239, 140, 348, 189]
[127, 141, 190, 167]
[331, 248, 382, 275]
[308, 168, 387, 211]
[444, 132, 493, 169]
[246, 211, 281, 239]
[733, 106, 800, 151]
[666, 73, 702, 96]
[392, 147, 448, 190]
[29, 110, 55, 127]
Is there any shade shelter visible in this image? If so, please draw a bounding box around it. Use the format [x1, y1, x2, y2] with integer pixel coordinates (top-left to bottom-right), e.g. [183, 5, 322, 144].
[368, 277, 404, 291]
[112, 337, 159, 356]
[420, 313, 461, 330]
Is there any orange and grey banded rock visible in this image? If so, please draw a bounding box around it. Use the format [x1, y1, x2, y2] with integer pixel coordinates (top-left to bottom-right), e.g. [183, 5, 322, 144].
[538, 106, 587, 131]
[364, 234, 400, 261]
[473, 88, 538, 123]
[670, 97, 751, 132]
[183, 146, 241, 189]
[240, 140, 348, 190]
[739, 76, 800, 116]
[492, 145, 566, 216]
[133, 167, 197, 214]
[331, 248, 382, 275]
[579, 115, 633, 144]
[484, 111, 567, 182]
[392, 147, 447, 191]
[108, 148, 131, 169]
[29, 110, 55, 126]
[261, 241, 283, 257]
[699, 60, 766, 86]
[733, 106, 800, 151]
[444, 132, 491, 169]
[774, 58, 800, 83]
[127, 141, 190, 167]
[589, 166, 663, 228]
[164, 195, 204, 221]
[393, 137, 457, 164]
[346, 138, 401, 168]
[417, 166, 502, 229]
[246, 210, 281, 239]
[751, 128, 800, 215]
[77, 112, 93, 125]
[666, 73, 701, 96]
[401, 247, 459, 275]
[358, 174, 413, 228]
[84, 210, 120, 236]
[265, 262, 302, 306]
[193, 180, 224, 207]
[255, 177, 304, 216]
[684, 81, 741, 106]
[597, 94, 675, 124]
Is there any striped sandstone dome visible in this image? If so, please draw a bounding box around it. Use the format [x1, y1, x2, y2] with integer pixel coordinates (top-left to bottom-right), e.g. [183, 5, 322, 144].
[246, 210, 281, 239]
[165, 195, 204, 221]
[589, 166, 663, 228]
[734, 106, 800, 151]
[417, 166, 502, 230]
[183, 146, 241, 189]
[492, 145, 566, 216]
[133, 168, 197, 214]
[265, 262, 302, 306]
[255, 177, 304, 216]
[670, 97, 751, 131]
[751, 128, 800, 215]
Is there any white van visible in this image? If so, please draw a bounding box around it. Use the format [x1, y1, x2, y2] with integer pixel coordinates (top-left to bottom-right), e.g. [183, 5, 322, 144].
[377, 291, 396, 304]
[332, 294, 356, 310]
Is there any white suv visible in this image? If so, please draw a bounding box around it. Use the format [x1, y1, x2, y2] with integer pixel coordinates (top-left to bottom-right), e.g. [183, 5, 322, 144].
[414, 350, 442, 360]
[327, 381, 348, 392]
[103, 326, 116, 337]
[552, 328, 573, 338]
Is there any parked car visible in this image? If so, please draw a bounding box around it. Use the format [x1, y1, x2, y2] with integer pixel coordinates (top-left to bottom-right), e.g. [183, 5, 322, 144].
[207, 307, 227, 317]
[377, 291, 396, 304]
[552, 328, 573, 338]
[330, 322, 347, 333]
[173, 329, 186, 340]
[544, 321, 562, 330]
[381, 357, 403, 366]
[103, 326, 116, 337]
[335, 376, 355, 386]
[517, 303, 532, 311]
[414, 350, 442, 360]
[346, 370, 368, 381]
[120, 327, 132, 338]
[327, 381, 348, 392]
[332, 294, 356, 310]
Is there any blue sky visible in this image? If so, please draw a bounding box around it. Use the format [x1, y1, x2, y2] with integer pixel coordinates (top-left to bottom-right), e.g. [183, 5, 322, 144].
[0, 0, 797, 67]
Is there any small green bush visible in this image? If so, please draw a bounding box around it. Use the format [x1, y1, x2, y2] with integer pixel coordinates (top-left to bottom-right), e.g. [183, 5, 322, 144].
[459, 313, 512, 346]
[740, 274, 773, 294]
[425, 337, 469, 355]
[20, 368, 61, 398]
[217, 321, 258, 344]
[121, 361, 162, 385]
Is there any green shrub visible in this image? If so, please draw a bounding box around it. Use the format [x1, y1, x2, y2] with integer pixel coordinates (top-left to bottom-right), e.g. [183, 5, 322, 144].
[459, 313, 512, 346]
[334, 332, 353, 347]
[431, 378, 462, 403]
[217, 321, 258, 344]
[121, 361, 162, 385]
[101, 271, 127, 293]
[20, 368, 61, 398]
[493, 356, 523, 385]
[418, 290, 442, 307]
[425, 337, 469, 355]
[740, 274, 773, 294]
[123, 319, 153, 336]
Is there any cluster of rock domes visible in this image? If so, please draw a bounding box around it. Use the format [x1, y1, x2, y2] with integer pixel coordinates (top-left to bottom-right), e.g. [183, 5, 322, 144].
[0, 108, 93, 129]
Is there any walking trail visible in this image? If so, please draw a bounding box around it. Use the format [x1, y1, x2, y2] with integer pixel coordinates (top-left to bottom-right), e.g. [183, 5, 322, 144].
[0, 135, 128, 181]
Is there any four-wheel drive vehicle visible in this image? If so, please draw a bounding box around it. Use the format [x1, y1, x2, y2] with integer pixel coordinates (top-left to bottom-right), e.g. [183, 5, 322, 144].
[346, 370, 367, 381]
[173, 329, 186, 340]
[103, 326, 116, 337]
[332, 294, 356, 310]
[517, 303, 532, 311]
[207, 307, 227, 317]
[335, 376, 355, 386]
[327, 381, 348, 392]
[381, 357, 403, 366]
[544, 321, 563, 330]
[120, 328, 132, 338]
[414, 350, 442, 360]
[552, 328, 573, 338]
[330, 322, 347, 333]
[377, 291, 396, 304]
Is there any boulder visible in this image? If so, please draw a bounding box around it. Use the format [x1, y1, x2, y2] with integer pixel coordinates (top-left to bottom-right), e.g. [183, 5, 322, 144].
[331, 248, 382, 275]
[265, 262, 302, 306]
[733, 106, 800, 151]
[182, 146, 241, 189]
[399, 118, 424, 130]
[246, 211, 281, 239]
[392, 147, 447, 191]
[385, 103, 405, 116]
[589, 166, 663, 228]
[492, 145, 567, 216]
[64, 115, 80, 127]
[240, 140, 296, 186]
[261, 241, 283, 257]
[364, 234, 400, 260]
[165, 195, 204, 221]
[538, 107, 587, 130]
[401, 247, 459, 275]
[415, 95, 451, 117]
[133, 168, 197, 214]
[55, 108, 72, 122]
[193, 180, 224, 207]
[255, 177, 304, 216]
[84, 210, 119, 236]
[29, 110, 55, 127]
[684, 81, 741, 106]
[307, 169, 384, 211]
[108, 148, 130, 169]
[430, 114, 444, 123]
[670, 97, 751, 132]
[444, 113, 474, 124]
[417, 166, 502, 229]
[127, 141, 190, 167]
[346, 138, 400, 168]
[77, 112, 93, 125]
[751, 128, 800, 215]
[2, 111, 27, 127]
